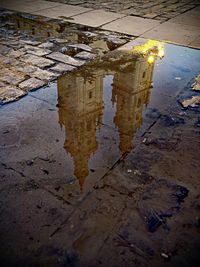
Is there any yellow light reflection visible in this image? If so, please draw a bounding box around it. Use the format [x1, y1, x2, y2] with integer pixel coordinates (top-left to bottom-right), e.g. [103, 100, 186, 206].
[147, 55, 155, 64]
[132, 40, 165, 60]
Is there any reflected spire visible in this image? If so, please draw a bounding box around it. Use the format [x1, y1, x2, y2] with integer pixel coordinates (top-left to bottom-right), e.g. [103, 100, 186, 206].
[57, 71, 104, 191]
[112, 54, 156, 154]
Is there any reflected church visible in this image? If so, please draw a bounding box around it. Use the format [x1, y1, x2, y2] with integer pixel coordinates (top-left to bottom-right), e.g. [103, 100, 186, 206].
[57, 43, 163, 190]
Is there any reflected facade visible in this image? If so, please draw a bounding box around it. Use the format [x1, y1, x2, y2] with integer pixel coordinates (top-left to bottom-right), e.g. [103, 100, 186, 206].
[57, 45, 163, 190]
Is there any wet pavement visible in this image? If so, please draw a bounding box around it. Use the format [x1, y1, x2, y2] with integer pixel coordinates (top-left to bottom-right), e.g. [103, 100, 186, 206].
[1, 26, 200, 266]
[1, 2, 200, 266]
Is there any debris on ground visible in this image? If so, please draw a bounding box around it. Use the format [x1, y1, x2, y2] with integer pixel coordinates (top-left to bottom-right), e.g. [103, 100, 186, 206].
[139, 179, 189, 232]
[181, 96, 200, 108]
[192, 74, 200, 91]
[161, 252, 170, 259]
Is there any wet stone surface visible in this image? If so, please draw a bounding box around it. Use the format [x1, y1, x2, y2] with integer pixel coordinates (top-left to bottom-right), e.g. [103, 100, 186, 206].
[0, 9, 130, 104]
[1, 36, 200, 267]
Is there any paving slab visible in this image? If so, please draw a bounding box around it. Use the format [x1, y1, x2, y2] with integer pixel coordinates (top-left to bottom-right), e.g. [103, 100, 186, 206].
[0, 68, 25, 85]
[67, 9, 125, 27]
[74, 51, 96, 60]
[142, 22, 200, 47]
[101, 16, 160, 36]
[0, 0, 62, 13]
[49, 63, 76, 73]
[32, 3, 92, 19]
[19, 77, 46, 91]
[21, 54, 55, 68]
[22, 45, 52, 56]
[0, 86, 26, 104]
[46, 52, 85, 66]
[169, 6, 200, 27]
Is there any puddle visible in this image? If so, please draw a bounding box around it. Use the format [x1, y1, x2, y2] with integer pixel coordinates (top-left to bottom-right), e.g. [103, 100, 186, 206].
[1, 40, 200, 198]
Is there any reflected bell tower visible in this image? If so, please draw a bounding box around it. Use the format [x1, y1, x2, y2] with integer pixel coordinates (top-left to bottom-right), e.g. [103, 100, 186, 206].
[57, 71, 104, 191]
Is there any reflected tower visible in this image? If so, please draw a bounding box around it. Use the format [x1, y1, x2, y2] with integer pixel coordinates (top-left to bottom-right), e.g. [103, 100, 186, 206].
[57, 71, 104, 191]
[112, 55, 155, 154]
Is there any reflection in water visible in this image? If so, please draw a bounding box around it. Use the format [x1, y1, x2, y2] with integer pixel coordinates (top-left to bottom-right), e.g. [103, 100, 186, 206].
[58, 71, 104, 190]
[58, 42, 164, 190]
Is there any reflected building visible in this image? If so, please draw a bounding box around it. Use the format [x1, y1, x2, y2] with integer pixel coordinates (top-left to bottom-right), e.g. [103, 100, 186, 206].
[58, 71, 104, 191]
[57, 44, 162, 190]
[112, 55, 154, 154]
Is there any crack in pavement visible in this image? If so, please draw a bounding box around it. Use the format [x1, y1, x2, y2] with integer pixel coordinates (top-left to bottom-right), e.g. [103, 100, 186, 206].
[0, 161, 26, 178]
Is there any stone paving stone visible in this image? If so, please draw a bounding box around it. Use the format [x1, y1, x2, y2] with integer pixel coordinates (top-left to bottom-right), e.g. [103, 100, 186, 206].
[0, 0, 62, 13]
[0, 39, 24, 49]
[46, 51, 85, 66]
[8, 49, 26, 58]
[142, 22, 200, 46]
[49, 0, 199, 23]
[16, 64, 38, 75]
[169, 6, 200, 27]
[0, 68, 25, 85]
[38, 41, 55, 49]
[102, 16, 160, 36]
[49, 63, 76, 73]
[31, 69, 58, 81]
[32, 3, 92, 19]
[74, 51, 96, 60]
[0, 54, 19, 66]
[0, 44, 11, 55]
[20, 39, 41, 46]
[68, 43, 92, 52]
[143, 13, 160, 19]
[22, 45, 52, 56]
[19, 77, 46, 91]
[0, 85, 26, 104]
[21, 54, 55, 68]
[68, 9, 125, 27]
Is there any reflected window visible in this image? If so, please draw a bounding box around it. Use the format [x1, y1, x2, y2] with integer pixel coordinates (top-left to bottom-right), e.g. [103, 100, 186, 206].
[87, 121, 92, 131]
[88, 91, 93, 99]
[143, 71, 146, 78]
[137, 98, 141, 108]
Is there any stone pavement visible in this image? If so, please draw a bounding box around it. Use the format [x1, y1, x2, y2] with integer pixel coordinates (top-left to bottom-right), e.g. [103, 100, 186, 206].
[1, 40, 200, 267]
[1, 1, 200, 267]
[0, 0, 199, 48]
[53, 0, 200, 21]
[0, 10, 131, 104]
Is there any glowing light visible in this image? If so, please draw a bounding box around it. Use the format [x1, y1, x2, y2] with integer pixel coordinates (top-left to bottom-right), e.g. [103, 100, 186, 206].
[147, 55, 155, 64]
[131, 40, 165, 60]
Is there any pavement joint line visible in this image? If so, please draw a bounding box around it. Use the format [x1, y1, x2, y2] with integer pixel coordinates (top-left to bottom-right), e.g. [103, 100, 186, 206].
[61, 8, 97, 18]
[28, 3, 64, 13]
[49, 154, 124, 238]
[31, 6, 94, 19]
[0, 161, 26, 178]
[46, 188, 72, 205]
[28, 92, 56, 107]
[0, 2, 64, 13]
[141, 117, 161, 138]
[97, 14, 128, 28]
[50, 189, 92, 237]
